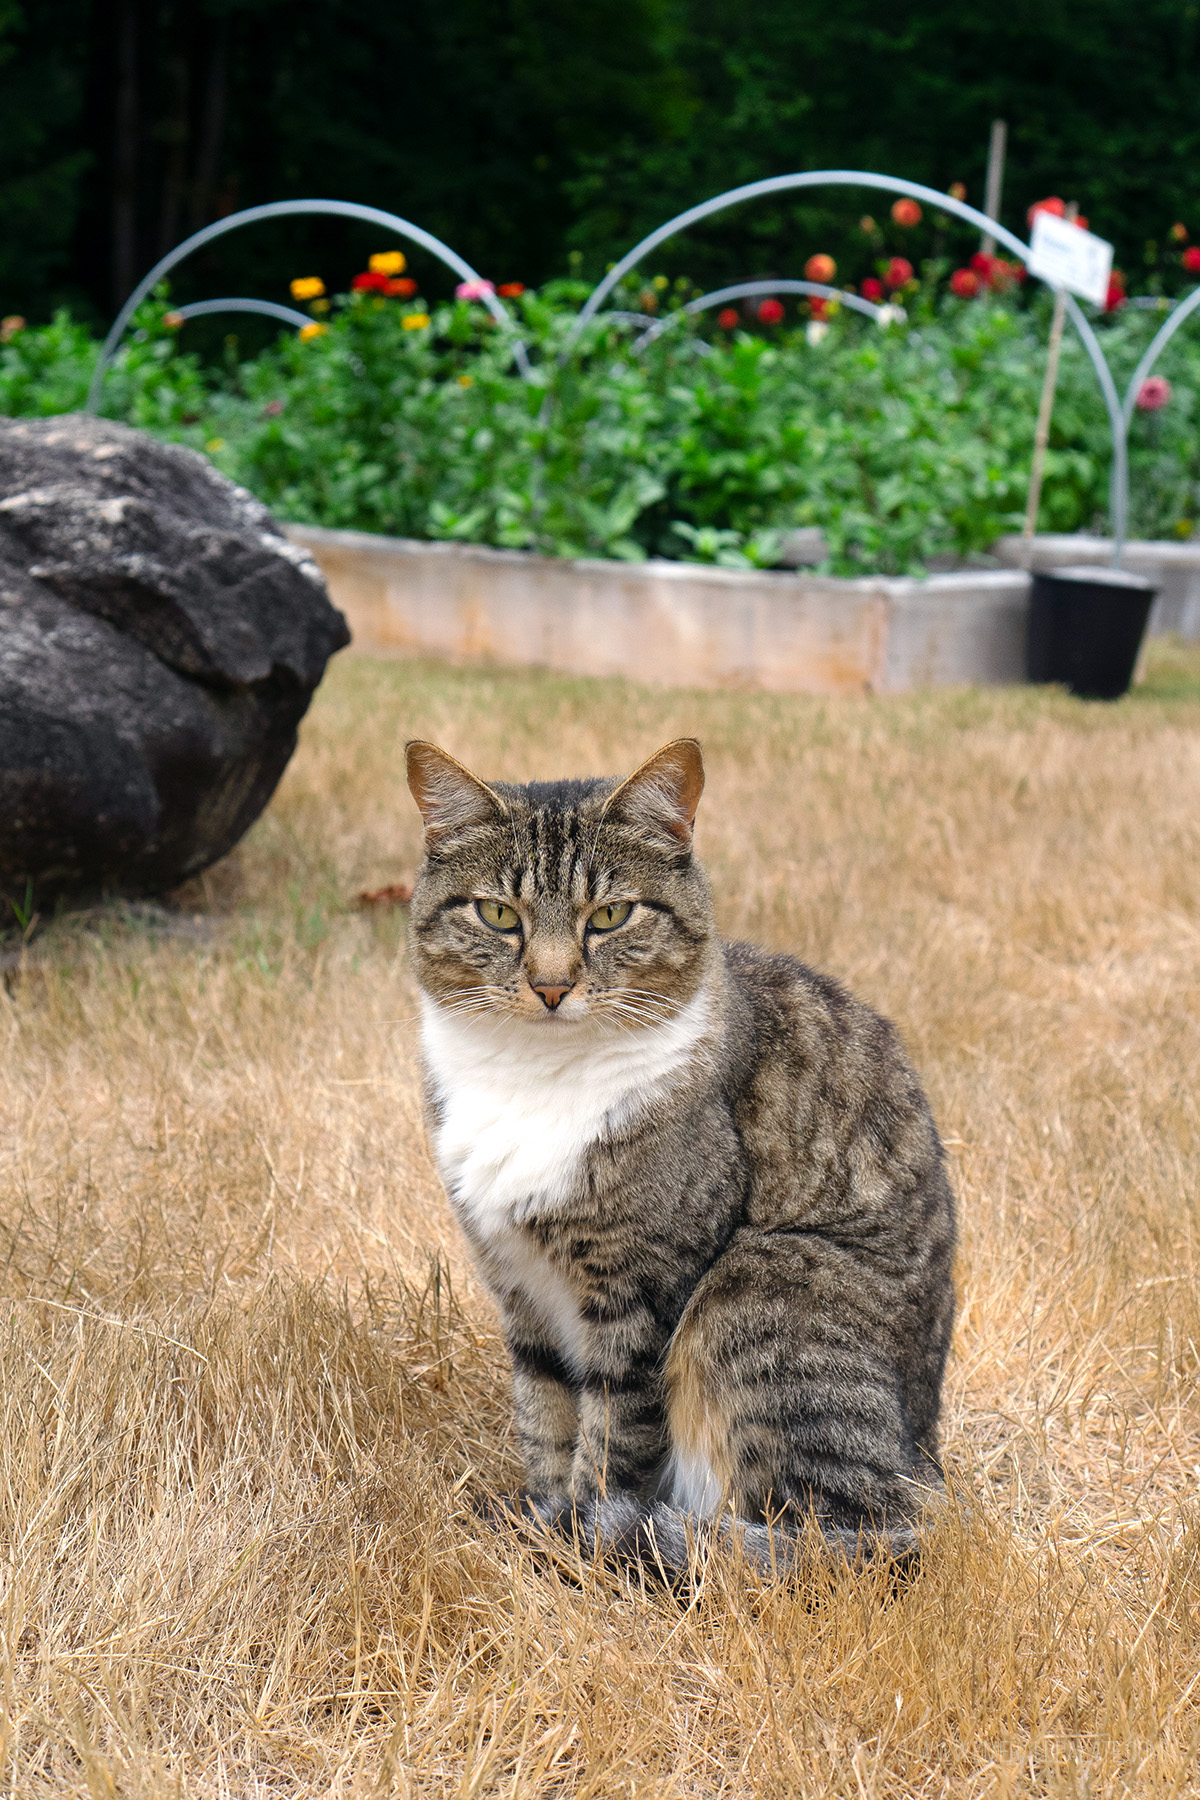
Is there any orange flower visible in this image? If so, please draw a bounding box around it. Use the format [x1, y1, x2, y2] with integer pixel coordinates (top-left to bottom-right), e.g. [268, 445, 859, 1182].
[1, 314, 26, 342]
[891, 198, 922, 227]
[369, 251, 407, 276]
[805, 253, 836, 283]
[290, 276, 325, 300]
[948, 181, 967, 201]
[497, 282, 526, 297]
[1169, 222, 1188, 243]
[163, 311, 185, 329]
[387, 277, 417, 296]
[298, 321, 328, 341]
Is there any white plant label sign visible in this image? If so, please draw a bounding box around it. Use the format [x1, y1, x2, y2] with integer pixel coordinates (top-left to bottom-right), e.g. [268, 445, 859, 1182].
[1027, 212, 1114, 306]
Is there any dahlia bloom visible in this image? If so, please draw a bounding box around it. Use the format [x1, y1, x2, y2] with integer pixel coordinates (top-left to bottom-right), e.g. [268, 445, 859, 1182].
[949, 268, 979, 299]
[1136, 377, 1171, 411]
[757, 297, 784, 324]
[805, 253, 836, 283]
[891, 198, 921, 227]
[884, 257, 913, 289]
[455, 279, 496, 301]
[369, 251, 407, 275]
[290, 277, 325, 300]
[717, 307, 739, 330]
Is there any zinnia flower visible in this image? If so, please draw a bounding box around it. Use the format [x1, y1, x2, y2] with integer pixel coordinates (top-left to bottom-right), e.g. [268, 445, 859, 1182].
[970, 252, 993, 277]
[891, 198, 921, 227]
[387, 278, 417, 296]
[717, 307, 739, 329]
[290, 276, 325, 300]
[1105, 271, 1127, 312]
[859, 215, 876, 234]
[455, 279, 495, 301]
[163, 311, 185, 329]
[0, 314, 25, 341]
[808, 296, 828, 321]
[860, 277, 884, 302]
[1184, 246, 1200, 273]
[298, 321, 328, 340]
[369, 251, 407, 275]
[1027, 196, 1066, 225]
[457, 374, 474, 388]
[949, 268, 979, 298]
[805, 253, 836, 283]
[948, 181, 967, 201]
[1136, 376, 1171, 411]
[402, 312, 431, 331]
[805, 320, 829, 346]
[351, 271, 391, 293]
[1170, 222, 1189, 243]
[884, 257, 913, 289]
[757, 297, 784, 324]
[497, 282, 526, 297]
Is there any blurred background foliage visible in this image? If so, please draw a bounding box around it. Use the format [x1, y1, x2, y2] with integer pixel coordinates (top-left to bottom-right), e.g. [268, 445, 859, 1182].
[2, 0, 1199, 328]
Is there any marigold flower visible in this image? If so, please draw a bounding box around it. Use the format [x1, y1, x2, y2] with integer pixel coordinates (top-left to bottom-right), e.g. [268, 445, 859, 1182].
[402, 312, 431, 330]
[1170, 222, 1189, 243]
[497, 282, 526, 297]
[1184, 246, 1200, 273]
[757, 297, 784, 324]
[948, 181, 967, 202]
[386, 278, 417, 296]
[1027, 196, 1066, 226]
[949, 268, 979, 298]
[298, 321, 328, 340]
[369, 251, 407, 275]
[891, 198, 921, 227]
[717, 307, 739, 330]
[351, 271, 390, 293]
[884, 256, 913, 289]
[290, 276, 325, 300]
[805, 253, 836, 284]
[455, 279, 495, 301]
[1136, 376, 1171, 411]
[163, 311, 185, 329]
[860, 277, 884, 302]
[0, 314, 25, 342]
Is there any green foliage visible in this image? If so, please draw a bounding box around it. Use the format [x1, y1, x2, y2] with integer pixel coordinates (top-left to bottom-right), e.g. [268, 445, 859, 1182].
[4, 281, 1200, 574]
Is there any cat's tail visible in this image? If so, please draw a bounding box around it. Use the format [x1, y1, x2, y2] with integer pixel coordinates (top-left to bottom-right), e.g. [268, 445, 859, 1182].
[515, 1492, 925, 1585]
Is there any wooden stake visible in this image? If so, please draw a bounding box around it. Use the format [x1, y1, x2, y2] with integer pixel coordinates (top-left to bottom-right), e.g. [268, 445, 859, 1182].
[980, 120, 1007, 259]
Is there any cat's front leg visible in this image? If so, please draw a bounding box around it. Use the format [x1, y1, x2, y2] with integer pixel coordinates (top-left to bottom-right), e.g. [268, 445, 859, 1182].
[506, 1331, 579, 1499]
[570, 1305, 669, 1502]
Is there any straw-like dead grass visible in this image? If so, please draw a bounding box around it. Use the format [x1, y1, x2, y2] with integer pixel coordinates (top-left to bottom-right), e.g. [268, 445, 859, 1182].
[2, 642, 1199, 1798]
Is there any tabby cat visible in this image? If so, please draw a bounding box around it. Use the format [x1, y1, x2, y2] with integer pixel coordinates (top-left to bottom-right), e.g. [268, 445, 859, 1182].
[405, 737, 956, 1575]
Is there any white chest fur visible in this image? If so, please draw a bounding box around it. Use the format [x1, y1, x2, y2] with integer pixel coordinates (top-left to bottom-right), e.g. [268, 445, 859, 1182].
[419, 991, 710, 1364]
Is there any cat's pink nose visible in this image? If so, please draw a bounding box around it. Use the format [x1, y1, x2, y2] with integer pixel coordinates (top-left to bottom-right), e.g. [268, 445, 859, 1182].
[532, 982, 572, 1011]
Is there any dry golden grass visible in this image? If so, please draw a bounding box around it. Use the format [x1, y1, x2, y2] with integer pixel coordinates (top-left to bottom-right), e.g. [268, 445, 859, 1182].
[3, 641, 1200, 1798]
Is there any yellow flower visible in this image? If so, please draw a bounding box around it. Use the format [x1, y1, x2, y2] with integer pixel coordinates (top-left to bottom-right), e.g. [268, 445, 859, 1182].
[205, 438, 224, 453]
[457, 373, 474, 387]
[652, 274, 669, 291]
[311, 297, 330, 313]
[369, 251, 407, 276]
[298, 321, 328, 341]
[402, 312, 431, 331]
[290, 277, 325, 300]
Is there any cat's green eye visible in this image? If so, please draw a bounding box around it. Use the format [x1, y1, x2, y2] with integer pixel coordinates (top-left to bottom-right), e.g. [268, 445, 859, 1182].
[588, 900, 633, 933]
[477, 899, 520, 932]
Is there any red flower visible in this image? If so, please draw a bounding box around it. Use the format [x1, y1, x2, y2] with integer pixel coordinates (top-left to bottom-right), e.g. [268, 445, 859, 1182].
[884, 257, 913, 290]
[497, 282, 526, 297]
[1136, 376, 1171, 411]
[891, 198, 922, 227]
[860, 277, 884, 302]
[757, 297, 785, 324]
[1027, 196, 1066, 226]
[808, 296, 829, 320]
[1183, 246, 1200, 273]
[949, 268, 980, 298]
[805, 253, 836, 284]
[351, 270, 391, 293]
[387, 277, 417, 296]
[970, 251, 993, 278]
[1104, 270, 1127, 312]
[717, 307, 739, 330]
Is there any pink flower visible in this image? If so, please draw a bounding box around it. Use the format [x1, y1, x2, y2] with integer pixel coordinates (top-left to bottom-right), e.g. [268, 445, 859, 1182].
[455, 279, 496, 301]
[717, 307, 739, 330]
[1183, 247, 1200, 274]
[860, 277, 884, 302]
[757, 297, 784, 324]
[949, 268, 980, 298]
[1136, 377, 1172, 411]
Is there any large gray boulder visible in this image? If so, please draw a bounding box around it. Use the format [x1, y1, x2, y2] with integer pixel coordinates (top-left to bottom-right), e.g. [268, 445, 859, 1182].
[0, 415, 349, 900]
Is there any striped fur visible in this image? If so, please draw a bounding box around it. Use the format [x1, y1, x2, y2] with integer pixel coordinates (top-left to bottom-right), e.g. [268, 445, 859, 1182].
[406, 739, 956, 1577]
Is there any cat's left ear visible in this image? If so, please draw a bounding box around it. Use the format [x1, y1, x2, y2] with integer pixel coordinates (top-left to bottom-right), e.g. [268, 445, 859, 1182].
[601, 739, 704, 850]
[406, 741, 507, 847]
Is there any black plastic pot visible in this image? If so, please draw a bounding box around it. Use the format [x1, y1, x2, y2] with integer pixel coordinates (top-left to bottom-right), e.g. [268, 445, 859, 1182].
[1027, 565, 1157, 700]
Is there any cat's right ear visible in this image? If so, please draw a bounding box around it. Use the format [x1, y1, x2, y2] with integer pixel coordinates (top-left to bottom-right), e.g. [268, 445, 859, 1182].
[405, 741, 507, 848]
[602, 738, 705, 851]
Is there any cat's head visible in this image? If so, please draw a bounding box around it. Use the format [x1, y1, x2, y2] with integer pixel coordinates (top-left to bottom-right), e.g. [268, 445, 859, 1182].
[405, 739, 714, 1030]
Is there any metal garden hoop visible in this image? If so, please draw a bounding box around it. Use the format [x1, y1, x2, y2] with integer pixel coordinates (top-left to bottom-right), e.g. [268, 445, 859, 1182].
[85, 197, 532, 412]
[630, 278, 886, 352]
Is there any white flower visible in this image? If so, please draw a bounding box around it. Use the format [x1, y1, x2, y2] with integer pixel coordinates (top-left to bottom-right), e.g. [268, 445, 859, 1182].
[875, 304, 907, 328]
[805, 320, 829, 346]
